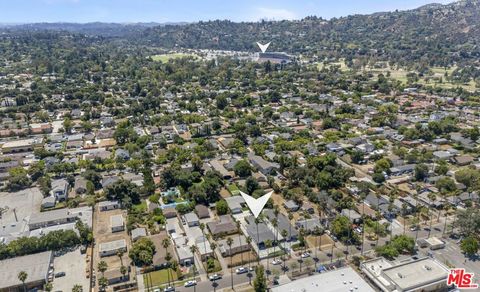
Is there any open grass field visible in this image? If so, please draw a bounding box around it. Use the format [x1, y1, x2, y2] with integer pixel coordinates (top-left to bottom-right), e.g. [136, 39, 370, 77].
[143, 268, 178, 288]
[151, 53, 196, 62]
[317, 59, 478, 92]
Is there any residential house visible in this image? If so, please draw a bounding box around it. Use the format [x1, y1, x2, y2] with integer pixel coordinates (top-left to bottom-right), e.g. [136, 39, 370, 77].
[224, 196, 245, 214]
[451, 155, 474, 166]
[50, 179, 69, 201]
[218, 235, 250, 256]
[295, 217, 324, 234]
[41, 196, 56, 209]
[131, 227, 147, 241]
[104, 268, 128, 285]
[247, 153, 279, 175]
[283, 200, 299, 212]
[150, 232, 175, 268]
[99, 239, 127, 257]
[28, 209, 77, 230]
[195, 236, 213, 260]
[207, 215, 238, 238]
[341, 209, 362, 224]
[195, 205, 210, 219]
[74, 176, 87, 195]
[99, 200, 121, 211]
[245, 216, 276, 249]
[264, 209, 298, 241]
[183, 212, 199, 227]
[209, 159, 233, 179]
[110, 214, 125, 233]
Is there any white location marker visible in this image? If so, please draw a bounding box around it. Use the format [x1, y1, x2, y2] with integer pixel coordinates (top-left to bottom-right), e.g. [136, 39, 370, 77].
[240, 190, 273, 218]
[256, 42, 271, 53]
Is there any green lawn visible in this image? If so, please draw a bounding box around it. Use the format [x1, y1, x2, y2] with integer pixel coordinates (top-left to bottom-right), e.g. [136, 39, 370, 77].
[227, 184, 240, 195]
[205, 258, 222, 273]
[151, 53, 195, 62]
[143, 268, 178, 288]
[131, 200, 147, 213]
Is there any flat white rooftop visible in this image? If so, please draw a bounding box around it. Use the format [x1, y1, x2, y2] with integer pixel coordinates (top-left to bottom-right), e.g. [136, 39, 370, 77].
[271, 266, 375, 292]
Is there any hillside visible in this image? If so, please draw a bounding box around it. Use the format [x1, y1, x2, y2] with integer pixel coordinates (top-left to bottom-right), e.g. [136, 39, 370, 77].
[140, 0, 480, 67]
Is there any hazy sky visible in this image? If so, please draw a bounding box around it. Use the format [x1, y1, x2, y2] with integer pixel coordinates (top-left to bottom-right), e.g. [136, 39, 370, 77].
[0, 0, 455, 23]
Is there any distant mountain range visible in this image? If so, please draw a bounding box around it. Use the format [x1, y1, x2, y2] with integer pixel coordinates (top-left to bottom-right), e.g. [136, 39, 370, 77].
[0, 22, 186, 37]
[1, 0, 478, 66]
[136, 0, 479, 66]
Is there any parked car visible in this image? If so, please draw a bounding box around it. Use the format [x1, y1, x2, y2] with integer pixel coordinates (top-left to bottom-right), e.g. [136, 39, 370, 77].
[272, 259, 282, 265]
[184, 280, 197, 287]
[301, 252, 310, 258]
[163, 286, 175, 292]
[54, 272, 66, 278]
[209, 274, 222, 281]
[236, 267, 248, 274]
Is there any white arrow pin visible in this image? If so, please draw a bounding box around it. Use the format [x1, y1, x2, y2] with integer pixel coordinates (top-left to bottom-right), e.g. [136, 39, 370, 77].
[240, 191, 273, 218]
[256, 42, 271, 53]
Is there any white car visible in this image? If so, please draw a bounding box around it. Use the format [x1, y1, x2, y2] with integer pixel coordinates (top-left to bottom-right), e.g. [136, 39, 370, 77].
[271, 259, 282, 265]
[236, 267, 248, 274]
[301, 252, 310, 258]
[163, 287, 174, 292]
[184, 280, 197, 287]
[209, 274, 222, 281]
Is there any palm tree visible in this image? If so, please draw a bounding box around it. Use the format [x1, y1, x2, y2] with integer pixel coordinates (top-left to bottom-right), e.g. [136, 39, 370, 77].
[97, 261, 108, 276]
[120, 266, 127, 281]
[288, 213, 294, 251]
[359, 192, 367, 256]
[414, 192, 420, 241]
[246, 236, 253, 285]
[18, 271, 27, 292]
[190, 245, 198, 292]
[227, 237, 234, 290]
[428, 193, 437, 238]
[402, 203, 408, 235]
[98, 277, 108, 291]
[281, 229, 288, 273]
[254, 217, 261, 265]
[314, 226, 323, 270]
[236, 221, 244, 265]
[162, 238, 172, 287]
[44, 283, 53, 292]
[330, 240, 335, 264]
[265, 239, 272, 277]
[165, 252, 172, 287]
[72, 284, 83, 292]
[199, 223, 208, 277]
[211, 242, 217, 259]
[117, 250, 124, 267]
[271, 218, 278, 263]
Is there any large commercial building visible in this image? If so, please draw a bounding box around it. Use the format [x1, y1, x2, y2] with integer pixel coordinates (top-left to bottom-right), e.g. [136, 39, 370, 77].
[361, 257, 450, 292]
[0, 251, 53, 291]
[272, 266, 375, 292]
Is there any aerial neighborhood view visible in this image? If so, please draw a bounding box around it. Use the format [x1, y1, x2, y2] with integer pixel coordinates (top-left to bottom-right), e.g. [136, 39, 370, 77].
[1, 0, 480, 291]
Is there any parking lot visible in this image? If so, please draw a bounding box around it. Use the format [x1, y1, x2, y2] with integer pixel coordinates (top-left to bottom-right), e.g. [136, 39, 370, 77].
[52, 248, 89, 291]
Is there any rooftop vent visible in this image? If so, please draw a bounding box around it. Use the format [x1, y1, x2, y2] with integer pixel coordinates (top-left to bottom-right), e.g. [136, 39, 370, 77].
[397, 273, 403, 278]
[424, 265, 432, 271]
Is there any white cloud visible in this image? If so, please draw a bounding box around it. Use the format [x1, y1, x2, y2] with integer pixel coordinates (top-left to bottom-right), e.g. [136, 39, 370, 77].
[250, 7, 298, 21]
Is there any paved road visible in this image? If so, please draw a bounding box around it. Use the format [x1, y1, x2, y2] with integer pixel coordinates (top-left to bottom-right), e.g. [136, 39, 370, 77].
[428, 238, 480, 274]
[175, 271, 256, 292]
